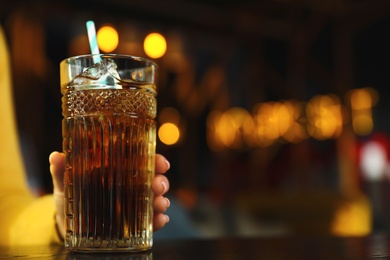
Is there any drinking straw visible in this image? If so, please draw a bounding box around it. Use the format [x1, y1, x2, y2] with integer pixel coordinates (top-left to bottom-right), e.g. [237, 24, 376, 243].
[86, 20, 101, 63]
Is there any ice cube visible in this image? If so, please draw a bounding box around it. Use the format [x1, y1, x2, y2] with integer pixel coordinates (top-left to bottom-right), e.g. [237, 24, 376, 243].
[71, 59, 122, 89]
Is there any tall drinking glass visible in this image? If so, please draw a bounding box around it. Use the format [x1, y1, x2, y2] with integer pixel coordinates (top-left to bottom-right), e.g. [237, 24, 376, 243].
[60, 54, 158, 252]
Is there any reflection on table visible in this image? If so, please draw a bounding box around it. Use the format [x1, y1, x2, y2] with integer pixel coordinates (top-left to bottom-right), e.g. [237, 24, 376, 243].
[2, 234, 390, 259]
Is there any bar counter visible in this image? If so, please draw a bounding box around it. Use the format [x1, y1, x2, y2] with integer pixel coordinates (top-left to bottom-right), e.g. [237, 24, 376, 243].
[1, 234, 389, 259]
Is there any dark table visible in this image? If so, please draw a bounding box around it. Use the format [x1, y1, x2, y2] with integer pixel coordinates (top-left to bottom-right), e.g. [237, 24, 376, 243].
[2, 235, 390, 259]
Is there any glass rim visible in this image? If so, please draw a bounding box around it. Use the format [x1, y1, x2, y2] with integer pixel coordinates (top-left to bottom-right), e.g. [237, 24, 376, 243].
[60, 53, 158, 67]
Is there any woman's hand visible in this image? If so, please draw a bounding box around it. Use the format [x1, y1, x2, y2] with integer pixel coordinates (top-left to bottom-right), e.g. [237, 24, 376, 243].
[49, 151, 171, 239]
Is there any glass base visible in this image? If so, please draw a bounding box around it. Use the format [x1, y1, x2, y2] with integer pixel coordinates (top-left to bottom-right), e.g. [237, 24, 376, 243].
[65, 236, 153, 253]
[66, 247, 152, 253]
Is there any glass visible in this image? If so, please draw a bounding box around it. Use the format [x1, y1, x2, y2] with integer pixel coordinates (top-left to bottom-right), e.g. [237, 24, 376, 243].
[60, 54, 158, 252]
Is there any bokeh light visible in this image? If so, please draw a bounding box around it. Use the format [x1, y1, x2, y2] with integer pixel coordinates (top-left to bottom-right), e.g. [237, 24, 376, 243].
[253, 101, 294, 146]
[158, 123, 180, 145]
[144, 32, 167, 59]
[306, 94, 343, 140]
[281, 101, 308, 143]
[97, 25, 119, 53]
[351, 88, 372, 110]
[207, 108, 254, 150]
[206, 88, 377, 150]
[348, 88, 378, 136]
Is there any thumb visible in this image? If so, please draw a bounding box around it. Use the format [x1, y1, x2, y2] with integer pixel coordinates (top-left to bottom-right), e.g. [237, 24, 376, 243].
[49, 151, 66, 239]
[49, 151, 65, 192]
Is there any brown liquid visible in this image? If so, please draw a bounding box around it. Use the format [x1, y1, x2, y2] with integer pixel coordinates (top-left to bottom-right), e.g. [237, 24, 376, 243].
[63, 87, 156, 251]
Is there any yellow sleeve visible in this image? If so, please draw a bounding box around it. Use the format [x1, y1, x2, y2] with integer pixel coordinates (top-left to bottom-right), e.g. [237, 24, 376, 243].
[9, 194, 62, 245]
[0, 25, 61, 246]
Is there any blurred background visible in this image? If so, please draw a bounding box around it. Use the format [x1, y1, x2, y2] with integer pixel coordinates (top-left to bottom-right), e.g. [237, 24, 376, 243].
[1, 0, 390, 238]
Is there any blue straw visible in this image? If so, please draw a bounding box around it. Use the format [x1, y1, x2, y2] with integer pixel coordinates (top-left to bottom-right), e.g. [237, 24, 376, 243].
[86, 20, 101, 63]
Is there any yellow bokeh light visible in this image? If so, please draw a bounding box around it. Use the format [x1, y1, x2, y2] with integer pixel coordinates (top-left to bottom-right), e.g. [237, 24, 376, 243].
[205, 88, 378, 150]
[206, 108, 255, 150]
[253, 101, 294, 143]
[353, 113, 373, 136]
[144, 33, 167, 59]
[306, 95, 343, 140]
[158, 123, 180, 145]
[282, 101, 308, 143]
[348, 87, 378, 136]
[97, 26, 119, 53]
[349, 88, 378, 110]
[330, 198, 371, 236]
[217, 112, 236, 148]
[351, 89, 371, 110]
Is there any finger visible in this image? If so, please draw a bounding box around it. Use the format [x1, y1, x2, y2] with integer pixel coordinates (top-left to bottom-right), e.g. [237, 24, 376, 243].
[49, 151, 65, 192]
[151, 174, 169, 196]
[153, 213, 170, 232]
[153, 195, 170, 213]
[49, 151, 66, 239]
[155, 154, 170, 174]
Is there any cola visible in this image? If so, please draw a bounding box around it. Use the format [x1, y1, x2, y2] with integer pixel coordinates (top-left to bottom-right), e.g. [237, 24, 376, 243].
[61, 55, 157, 252]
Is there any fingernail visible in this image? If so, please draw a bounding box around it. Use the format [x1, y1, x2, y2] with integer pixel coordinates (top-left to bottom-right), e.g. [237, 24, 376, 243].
[165, 198, 171, 208]
[165, 215, 170, 223]
[161, 182, 167, 193]
[165, 159, 170, 170]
